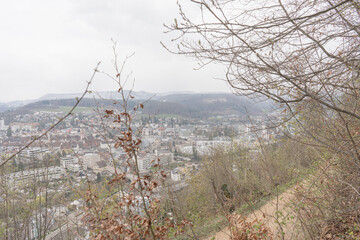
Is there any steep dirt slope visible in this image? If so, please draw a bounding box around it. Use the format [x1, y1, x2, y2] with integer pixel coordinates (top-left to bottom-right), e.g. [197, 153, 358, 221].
[207, 187, 301, 240]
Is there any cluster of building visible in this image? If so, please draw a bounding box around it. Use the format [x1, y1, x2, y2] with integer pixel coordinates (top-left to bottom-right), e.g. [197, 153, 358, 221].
[0, 107, 284, 239]
[0, 109, 283, 181]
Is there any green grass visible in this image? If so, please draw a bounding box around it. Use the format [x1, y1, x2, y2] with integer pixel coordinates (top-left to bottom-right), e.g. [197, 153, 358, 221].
[138, 113, 185, 119]
[165, 162, 184, 170]
[34, 106, 94, 113]
[175, 172, 311, 240]
[174, 214, 228, 240]
[57, 106, 94, 113]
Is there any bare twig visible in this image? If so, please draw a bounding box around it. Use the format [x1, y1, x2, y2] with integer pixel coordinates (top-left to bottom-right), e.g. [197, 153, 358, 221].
[0, 62, 100, 168]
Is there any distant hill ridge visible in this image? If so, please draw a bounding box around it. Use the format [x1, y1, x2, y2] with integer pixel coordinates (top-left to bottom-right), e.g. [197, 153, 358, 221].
[0, 91, 271, 118]
[0, 90, 153, 110]
[0, 91, 218, 111]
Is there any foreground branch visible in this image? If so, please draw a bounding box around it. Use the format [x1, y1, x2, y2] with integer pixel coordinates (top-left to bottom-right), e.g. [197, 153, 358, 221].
[0, 62, 100, 168]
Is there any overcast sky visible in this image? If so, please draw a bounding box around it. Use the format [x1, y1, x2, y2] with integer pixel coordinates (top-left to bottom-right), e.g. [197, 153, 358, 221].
[0, 0, 231, 102]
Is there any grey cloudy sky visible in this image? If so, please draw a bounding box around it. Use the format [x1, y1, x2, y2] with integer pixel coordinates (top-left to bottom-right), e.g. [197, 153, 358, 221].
[0, 0, 231, 102]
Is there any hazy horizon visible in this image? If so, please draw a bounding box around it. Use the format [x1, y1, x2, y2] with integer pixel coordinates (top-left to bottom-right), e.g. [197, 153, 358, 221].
[0, 89, 235, 104]
[0, 0, 231, 102]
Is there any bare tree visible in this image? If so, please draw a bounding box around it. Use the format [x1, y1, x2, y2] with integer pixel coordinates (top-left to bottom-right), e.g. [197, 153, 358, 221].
[164, 0, 360, 238]
[0, 64, 99, 239]
[80, 44, 192, 239]
[165, 0, 359, 114]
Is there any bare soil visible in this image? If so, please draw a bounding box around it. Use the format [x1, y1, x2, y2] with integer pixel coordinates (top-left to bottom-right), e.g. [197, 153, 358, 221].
[206, 187, 301, 240]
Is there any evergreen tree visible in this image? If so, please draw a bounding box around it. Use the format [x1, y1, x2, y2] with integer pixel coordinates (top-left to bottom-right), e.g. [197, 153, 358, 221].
[6, 126, 12, 138]
[97, 172, 102, 183]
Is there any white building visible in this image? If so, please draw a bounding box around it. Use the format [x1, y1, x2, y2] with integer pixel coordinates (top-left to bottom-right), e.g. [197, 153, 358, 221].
[137, 157, 151, 173]
[10, 123, 38, 132]
[61, 156, 81, 172]
[156, 151, 174, 166]
[0, 119, 6, 131]
[67, 164, 81, 173]
[82, 153, 101, 169]
[17, 147, 48, 159]
[8, 166, 64, 185]
[171, 169, 182, 182]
